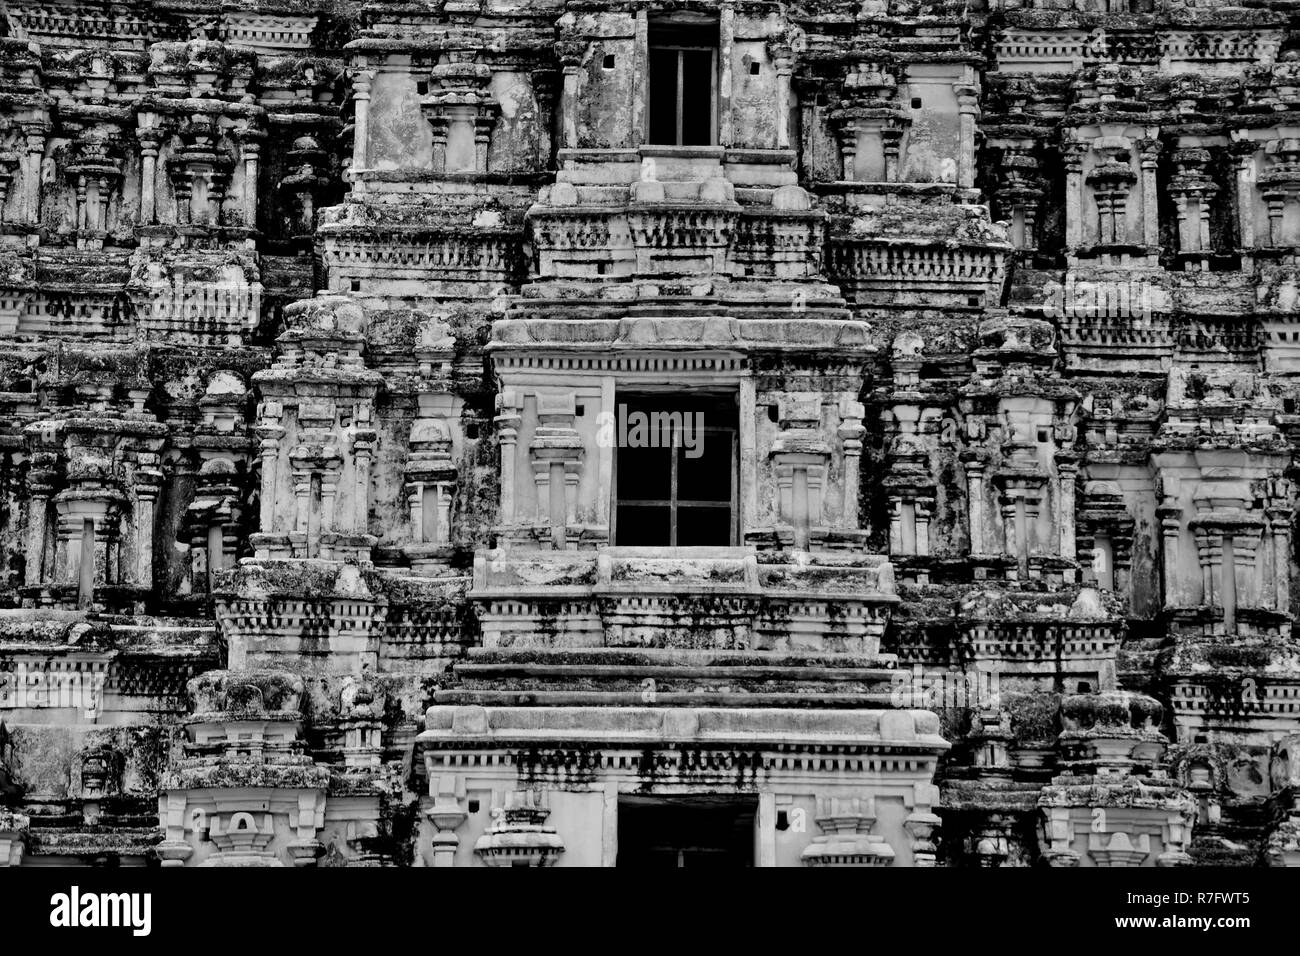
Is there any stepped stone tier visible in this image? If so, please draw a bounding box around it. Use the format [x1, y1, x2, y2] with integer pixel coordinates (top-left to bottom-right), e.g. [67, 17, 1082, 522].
[0, 0, 1298, 869]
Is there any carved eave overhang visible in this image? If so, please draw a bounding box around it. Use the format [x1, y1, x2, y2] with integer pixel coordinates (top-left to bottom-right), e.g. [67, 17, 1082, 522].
[417, 704, 950, 780]
[471, 547, 898, 656]
[145, 2, 331, 56]
[488, 315, 876, 364]
[135, 93, 264, 123]
[0, 610, 221, 713]
[995, 7, 1285, 73]
[318, 223, 527, 283]
[1150, 422, 1289, 456]
[795, 26, 980, 66]
[252, 365, 383, 394]
[958, 379, 1079, 403]
[342, 23, 557, 58]
[214, 561, 389, 636]
[6, 0, 189, 50]
[954, 584, 1124, 649]
[25, 415, 168, 443]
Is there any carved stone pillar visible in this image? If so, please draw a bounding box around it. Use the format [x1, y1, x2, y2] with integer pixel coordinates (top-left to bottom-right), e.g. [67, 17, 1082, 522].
[838, 398, 864, 530]
[23, 452, 58, 588]
[237, 129, 263, 230]
[558, 40, 584, 151]
[350, 69, 375, 173]
[131, 453, 162, 591]
[1231, 138, 1258, 264]
[956, 81, 980, 189]
[1064, 142, 1086, 252]
[1139, 137, 1162, 249]
[136, 120, 163, 225]
[718, 3, 735, 148]
[964, 457, 986, 554]
[21, 123, 46, 226]
[771, 42, 793, 150]
[425, 775, 467, 868]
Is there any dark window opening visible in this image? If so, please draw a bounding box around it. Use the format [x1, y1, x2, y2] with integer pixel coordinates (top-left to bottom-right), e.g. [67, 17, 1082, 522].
[603, 53, 616, 69]
[467, 799, 480, 813]
[911, 97, 923, 109]
[749, 61, 761, 75]
[613, 392, 738, 547]
[350, 279, 362, 292]
[617, 795, 756, 868]
[648, 18, 718, 146]
[776, 810, 790, 831]
[416, 81, 429, 95]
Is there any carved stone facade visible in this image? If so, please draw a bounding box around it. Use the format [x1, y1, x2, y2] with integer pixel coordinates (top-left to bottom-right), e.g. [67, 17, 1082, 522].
[0, 0, 1296, 868]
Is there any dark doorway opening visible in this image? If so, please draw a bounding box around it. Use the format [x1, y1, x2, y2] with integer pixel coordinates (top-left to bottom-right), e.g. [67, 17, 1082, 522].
[648, 17, 719, 146]
[617, 794, 757, 867]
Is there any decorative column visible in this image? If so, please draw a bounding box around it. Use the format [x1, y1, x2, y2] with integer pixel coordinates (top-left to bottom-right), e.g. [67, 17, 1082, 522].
[718, 3, 735, 148]
[838, 399, 864, 530]
[131, 453, 162, 591]
[425, 775, 468, 868]
[558, 38, 584, 151]
[964, 456, 986, 554]
[914, 499, 933, 557]
[1057, 457, 1078, 563]
[23, 451, 58, 587]
[136, 116, 163, 225]
[255, 414, 283, 532]
[237, 128, 264, 230]
[350, 68, 375, 173]
[495, 390, 521, 527]
[530, 394, 583, 549]
[1231, 138, 1258, 265]
[771, 41, 793, 150]
[1270, 505, 1292, 611]
[905, 809, 941, 867]
[1064, 142, 1086, 252]
[1139, 136, 1162, 250]
[956, 78, 980, 190]
[1158, 502, 1183, 607]
[631, 10, 648, 146]
[21, 123, 46, 226]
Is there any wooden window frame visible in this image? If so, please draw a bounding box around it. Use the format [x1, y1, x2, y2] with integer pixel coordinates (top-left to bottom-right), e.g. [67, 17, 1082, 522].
[611, 400, 739, 547]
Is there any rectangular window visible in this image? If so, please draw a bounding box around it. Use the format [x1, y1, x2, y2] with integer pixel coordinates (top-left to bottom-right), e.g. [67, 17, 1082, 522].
[647, 19, 718, 147]
[613, 392, 737, 546]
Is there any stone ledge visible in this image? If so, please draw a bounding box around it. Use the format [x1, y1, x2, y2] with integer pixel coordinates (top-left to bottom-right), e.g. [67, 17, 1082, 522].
[420, 704, 949, 751]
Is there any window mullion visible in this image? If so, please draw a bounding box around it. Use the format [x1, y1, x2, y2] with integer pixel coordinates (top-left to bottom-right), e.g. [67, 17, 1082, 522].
[670, 423, 680, 546]
[676, 51, 684, 145]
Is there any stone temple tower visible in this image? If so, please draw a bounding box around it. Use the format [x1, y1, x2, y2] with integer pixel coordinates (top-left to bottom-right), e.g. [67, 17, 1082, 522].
[0, 0, 1298, 869]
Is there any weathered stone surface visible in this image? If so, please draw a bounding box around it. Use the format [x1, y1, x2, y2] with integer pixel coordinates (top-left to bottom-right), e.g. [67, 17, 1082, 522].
[0, 0, 1296, 868]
